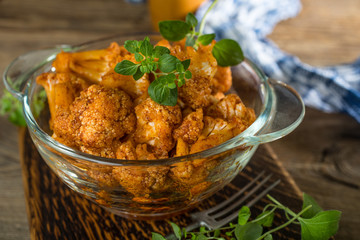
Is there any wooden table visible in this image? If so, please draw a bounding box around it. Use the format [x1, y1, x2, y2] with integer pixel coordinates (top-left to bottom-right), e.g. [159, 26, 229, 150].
[0, 0, 359, 239]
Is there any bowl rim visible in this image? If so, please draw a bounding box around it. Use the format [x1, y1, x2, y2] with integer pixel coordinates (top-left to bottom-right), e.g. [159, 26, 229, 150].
[21, 33, 273, 166]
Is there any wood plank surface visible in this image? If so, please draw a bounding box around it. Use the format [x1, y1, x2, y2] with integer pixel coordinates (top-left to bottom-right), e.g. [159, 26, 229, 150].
[0, 0, 359, 239]
[20, 128, 303, 240]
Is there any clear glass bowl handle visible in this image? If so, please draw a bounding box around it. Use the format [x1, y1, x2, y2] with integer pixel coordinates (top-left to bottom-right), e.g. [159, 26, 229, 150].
[237, 78, 305, 147]
[3, 45, 73, 100]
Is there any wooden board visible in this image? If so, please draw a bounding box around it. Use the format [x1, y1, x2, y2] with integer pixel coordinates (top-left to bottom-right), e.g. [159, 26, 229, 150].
[20, 128, 305, 240]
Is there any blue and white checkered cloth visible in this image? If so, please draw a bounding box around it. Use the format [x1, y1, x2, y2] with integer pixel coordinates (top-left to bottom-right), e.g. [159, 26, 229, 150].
[196, 0, 360, 122]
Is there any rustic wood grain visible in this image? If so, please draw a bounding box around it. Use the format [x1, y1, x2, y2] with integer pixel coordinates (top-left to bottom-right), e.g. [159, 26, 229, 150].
[0, 0, 359, 239]
[20, 128, 303, 240]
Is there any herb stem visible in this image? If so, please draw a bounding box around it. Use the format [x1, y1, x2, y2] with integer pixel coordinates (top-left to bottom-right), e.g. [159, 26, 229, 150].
[255, 205, 312, 240]
[251, 207, 277, 224]
[267, 195, 297, 218]
[198, 0, 219, 35]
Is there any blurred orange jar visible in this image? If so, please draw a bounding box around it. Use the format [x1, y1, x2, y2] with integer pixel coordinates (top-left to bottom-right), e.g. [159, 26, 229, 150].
[148, 0, 206, 30]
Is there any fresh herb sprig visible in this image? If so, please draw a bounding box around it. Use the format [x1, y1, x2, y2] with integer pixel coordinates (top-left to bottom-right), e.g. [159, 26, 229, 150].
[114, 37, 192, 106]
[0, 89, 46, 126]
[158, 0, 244, 67]
[152, 193, 341, 240]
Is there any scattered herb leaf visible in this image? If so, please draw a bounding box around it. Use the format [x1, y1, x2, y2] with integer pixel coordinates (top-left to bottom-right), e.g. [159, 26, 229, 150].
[152, 193, 341, 240]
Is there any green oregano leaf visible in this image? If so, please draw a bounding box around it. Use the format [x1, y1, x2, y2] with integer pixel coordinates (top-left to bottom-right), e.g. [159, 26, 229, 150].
[235, 223, 263, 240]
[299, 210, 341, 240]
[198, 33, 216, 45]
[158, 54, 178, 73]
[264, 234, 273, 240]
[114, 60, 139, 75]
[181, 59, 191, 70]
[170, 222, 182, 239]
[140, 37, 153, 57]
[151, 232, 166, 240]
[133, 67, 145, 80]
[154, 46, 170, 58]
[255, 211, 275, 227]
[238, 206, 251, 225]
[301, 193, 323, 219]
[134, 52, 143, 62]
[124, 40, 138, 53]
[184, 70, 192, 79]
[186, 12, 198, 28]
[159, 20, 191, 41]
[148, 77, 178, 106]
[212, 39, 244, 66]
[185, 35, 196, 47]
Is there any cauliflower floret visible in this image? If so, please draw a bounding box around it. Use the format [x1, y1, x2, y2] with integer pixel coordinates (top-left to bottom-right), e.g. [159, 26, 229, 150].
[206, 94, 256, 135]
[69, 85, 136, 149]
[100, 54, 150, 98]
[173, 108, 204, 144]
[52, 42, 130, 83]
[171, 41, 218, 109]
[211, 66, 232, 94]
[113, 141, 170, 196]
[112, 165, 171, 197]
[134, 98, 182, 156]
[36, 72, 90, 127]
[174, 138, 189, 157]
[51, 85, 136, 156]
[190, 116, 236, 154]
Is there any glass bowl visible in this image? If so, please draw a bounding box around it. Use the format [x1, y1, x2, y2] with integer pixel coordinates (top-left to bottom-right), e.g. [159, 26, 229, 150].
[3, 33, 305, 219]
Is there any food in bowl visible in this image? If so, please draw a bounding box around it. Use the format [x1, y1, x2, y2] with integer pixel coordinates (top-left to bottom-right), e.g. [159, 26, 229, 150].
[35, 38, 256, 201]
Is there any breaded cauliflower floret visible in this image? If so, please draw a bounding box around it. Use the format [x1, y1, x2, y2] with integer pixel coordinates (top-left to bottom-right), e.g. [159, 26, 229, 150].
[69, 85, 136, 149]
[53, 42, 130, 83]
[36, 72, 90, 127]
[211, 66, 232, 94]
[100, 53, 150, 98]
[134, 98, 182, 156]
[114, 140, 170, 196]
[206, 94, 256, 135]
[173, 108, 204, 144]
[190, 116, 236, 154]
[112, 164, 171, 196]
[171, 41, 218, 109]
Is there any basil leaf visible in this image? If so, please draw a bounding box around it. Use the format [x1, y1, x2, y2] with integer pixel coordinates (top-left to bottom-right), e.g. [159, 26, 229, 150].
[299, 210, 341, 240]
[184, 70, 192, 79]
[159, 20, 191, 41]
[151, 232, 166, 240]
[186, 13, 198, 28]
[198, 33, 216, 45]
[238, 206, 251, 225]
[185, 35, 196, 47]
[301, 193, 323, 219]
[158, 54, 178, 73]
[133, 67, 145, 80]
[181, 59, 191, 70]
[114, 60, 139, 75]
[234, 223, 263, 240]
[154, 46, 170, 58]
[140, 38, 153, 57]
[124, 40, 138, 53]
[170, 222, 182, 239]
[212, 39, 244, 66]
[255, 211, 274, 227]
